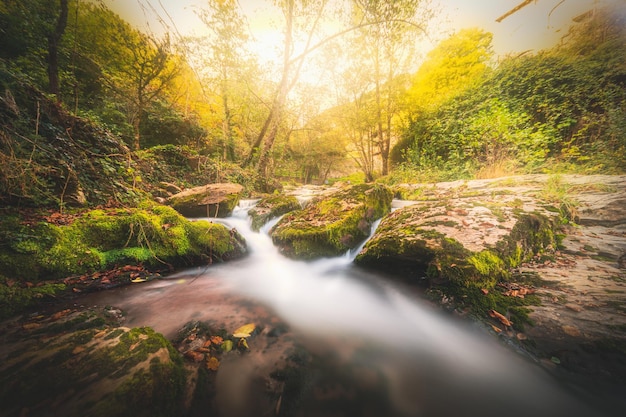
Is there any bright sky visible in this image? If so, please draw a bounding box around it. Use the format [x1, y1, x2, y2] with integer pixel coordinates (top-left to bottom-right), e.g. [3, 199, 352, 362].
[104, 0, 623, 59]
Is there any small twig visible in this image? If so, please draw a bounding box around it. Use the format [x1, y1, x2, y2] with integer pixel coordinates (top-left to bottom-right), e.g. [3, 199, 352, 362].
[59, 163, 72, 214]
[35, 100, 40, 136]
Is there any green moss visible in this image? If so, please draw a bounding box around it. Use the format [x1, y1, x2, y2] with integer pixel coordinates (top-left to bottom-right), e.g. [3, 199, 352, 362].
[0, 205, 246, 283]
[0, 205, 246, 318]
[0, 324, 186, 417]
[249, 195, 300, 232]
[467, 250, 506, 287]
[271, 184, 393, 259]
[0, 277, 66, 320]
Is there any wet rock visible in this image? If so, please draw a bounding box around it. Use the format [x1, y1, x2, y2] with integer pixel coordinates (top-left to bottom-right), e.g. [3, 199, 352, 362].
[168, 183, 243, 217]
[0, 310, 186, 417]
[355, 194, 558, 289]
[248, 195, 301, 232]
[270, 184, 393, 259]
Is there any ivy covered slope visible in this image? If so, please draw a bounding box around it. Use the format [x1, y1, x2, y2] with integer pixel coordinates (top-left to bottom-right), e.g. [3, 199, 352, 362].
[270, 184, 393, 259]
[355, 178, 562, 328]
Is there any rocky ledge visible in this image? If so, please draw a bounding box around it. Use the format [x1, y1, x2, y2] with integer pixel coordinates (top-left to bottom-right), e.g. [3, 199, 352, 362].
[358, 174, 626, 392]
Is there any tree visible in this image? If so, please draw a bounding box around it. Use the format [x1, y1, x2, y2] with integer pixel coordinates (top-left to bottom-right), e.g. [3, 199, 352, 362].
[196, 0, 250, 161]
[351, 0, 431, 176]
[47, 0, 68, 101]
[406, 28, 493, 112]
[244, 0, 333, 184]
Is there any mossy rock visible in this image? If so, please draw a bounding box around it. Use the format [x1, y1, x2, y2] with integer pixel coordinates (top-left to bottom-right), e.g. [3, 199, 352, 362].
[248, 195, 301, 232]
[0, 204, 247, 283]
[0, 316, 186, 417]
[270, 184, 393, 259]
[168, 183, 243, 218]
[355, 205, 558, 290]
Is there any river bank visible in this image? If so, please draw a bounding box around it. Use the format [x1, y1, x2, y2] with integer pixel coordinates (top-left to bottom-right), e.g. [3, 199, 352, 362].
[1, 175, 625, 417]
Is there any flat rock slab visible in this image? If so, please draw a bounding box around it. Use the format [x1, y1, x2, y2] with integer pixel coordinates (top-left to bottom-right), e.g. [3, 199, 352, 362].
[168, 183, 243, 217]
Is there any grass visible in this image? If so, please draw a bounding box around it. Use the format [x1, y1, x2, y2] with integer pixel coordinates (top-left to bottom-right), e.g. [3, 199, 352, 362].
[537, 174, 580, 223]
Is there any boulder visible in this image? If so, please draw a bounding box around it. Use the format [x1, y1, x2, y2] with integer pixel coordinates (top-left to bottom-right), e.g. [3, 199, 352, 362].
[270, 184, 393, 259]
[0, 310, 187, 417]
[248, 195, 301, 232]
[355, 179, 560, 290]
[168, 183, 243, 218]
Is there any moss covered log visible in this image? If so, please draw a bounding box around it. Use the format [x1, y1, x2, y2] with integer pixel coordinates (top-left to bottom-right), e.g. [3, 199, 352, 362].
[248, 195, 301, 232]
[270, 184, 393, 259]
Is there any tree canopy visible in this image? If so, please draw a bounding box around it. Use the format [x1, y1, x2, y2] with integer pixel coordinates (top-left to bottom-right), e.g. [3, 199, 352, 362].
[1, 0, 623, 189]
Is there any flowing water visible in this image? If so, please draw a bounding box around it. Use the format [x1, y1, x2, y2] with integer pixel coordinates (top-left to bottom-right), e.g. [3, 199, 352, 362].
[71, 200, 617, 417]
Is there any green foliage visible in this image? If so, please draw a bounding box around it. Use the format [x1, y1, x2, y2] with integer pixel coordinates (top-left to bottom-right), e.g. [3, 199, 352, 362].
[407, 28, 493, 110]
[394, 5, 626, 179]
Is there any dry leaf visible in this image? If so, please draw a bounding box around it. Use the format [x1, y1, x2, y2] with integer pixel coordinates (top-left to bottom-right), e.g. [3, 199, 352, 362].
[232, 323, 255, 338]
[22, 322, 41, 330]
[185, 350, 205, 363]
[488, 309, 512, 327]
[51, 309, 71, 321]
[206, 356, 220, 371]
[237, 337, 249, 350]
[210, 336, 223, 345]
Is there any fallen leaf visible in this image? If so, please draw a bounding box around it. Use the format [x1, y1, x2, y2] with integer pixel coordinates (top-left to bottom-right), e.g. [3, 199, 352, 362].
[206, 356, 220, 371]
[72, 346, 86, 355]
[202, 339, 212, 348]
[562, 325, 582, 337]
[488, 309, 512, 327]
[490, 324, 502, 333]
[237, 337, 249, 350]
[50, 309, 71, 321]
[185, 350, 205, 362]
[480, 288, 489, 295]
[232, 323, 255, 338]
[210, 336, 223, 345]
[22, 322, 41, 330]
[221, 340, 233, 353]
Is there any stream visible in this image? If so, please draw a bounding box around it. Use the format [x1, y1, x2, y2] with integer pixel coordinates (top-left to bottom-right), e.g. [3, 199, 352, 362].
[68, 199, 615, 417]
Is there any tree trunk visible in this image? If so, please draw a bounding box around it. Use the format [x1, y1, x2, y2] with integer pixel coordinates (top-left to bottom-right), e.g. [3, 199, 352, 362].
[47, 0, 69, 101]
[132, 113, 141, 151]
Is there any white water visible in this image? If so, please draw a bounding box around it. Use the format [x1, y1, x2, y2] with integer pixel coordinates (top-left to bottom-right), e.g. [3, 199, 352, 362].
[74, 200, 617, 416]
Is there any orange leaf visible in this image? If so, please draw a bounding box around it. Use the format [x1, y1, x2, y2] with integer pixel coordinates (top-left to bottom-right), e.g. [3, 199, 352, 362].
[210, 336, 223, 345]
[206, 356, 220, 371]
[50, 309, 71, 321]
[488, 309, 512, 327]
